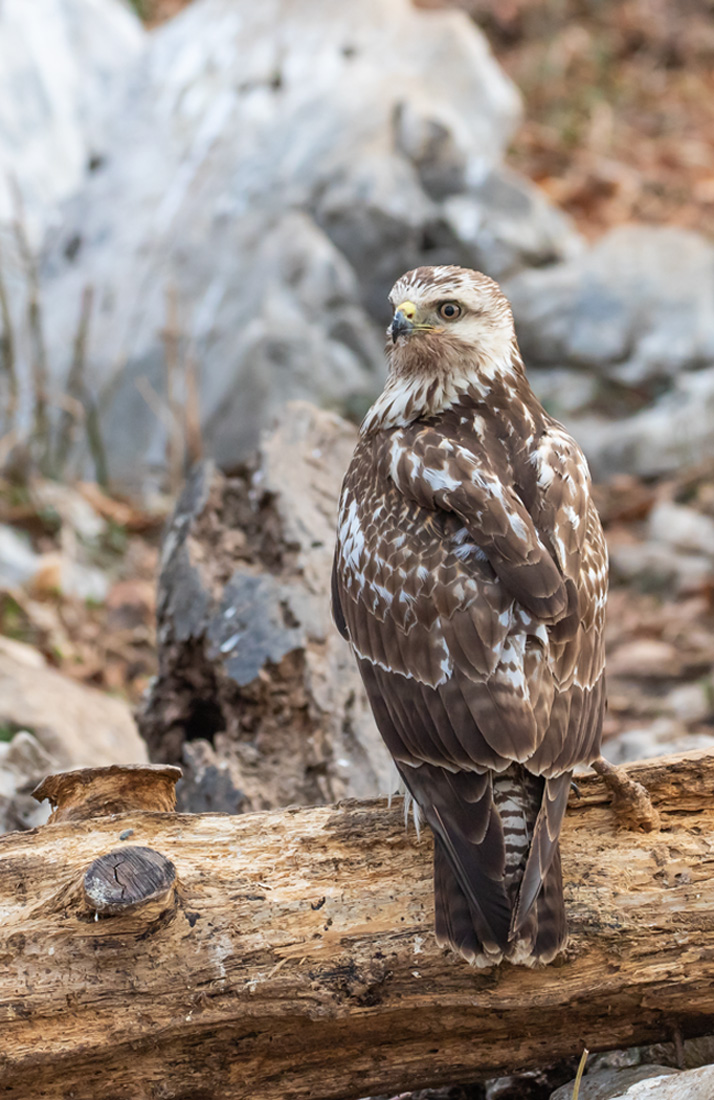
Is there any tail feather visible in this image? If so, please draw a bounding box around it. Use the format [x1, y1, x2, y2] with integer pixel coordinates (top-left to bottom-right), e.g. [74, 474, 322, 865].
[508, 847, 567, 965]
[511, 772, 572, 937]
[433, 838, 504, 966]
[402, 755, 570, 968]
[433, 814, 568, 968]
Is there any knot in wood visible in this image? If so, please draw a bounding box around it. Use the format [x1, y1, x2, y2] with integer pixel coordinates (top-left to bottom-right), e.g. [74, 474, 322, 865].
[83, 846, 176, 916]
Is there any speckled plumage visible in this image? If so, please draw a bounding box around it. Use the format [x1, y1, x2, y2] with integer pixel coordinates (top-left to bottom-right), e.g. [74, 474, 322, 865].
[332, 266, 607, 966]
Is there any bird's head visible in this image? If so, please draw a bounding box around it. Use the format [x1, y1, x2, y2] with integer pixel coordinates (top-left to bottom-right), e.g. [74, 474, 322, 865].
[362, 266, 522, 433]
[387, 265, 516, 371]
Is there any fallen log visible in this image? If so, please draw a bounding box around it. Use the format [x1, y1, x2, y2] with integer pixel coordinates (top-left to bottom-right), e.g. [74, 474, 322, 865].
[2, 750, 714, 1100]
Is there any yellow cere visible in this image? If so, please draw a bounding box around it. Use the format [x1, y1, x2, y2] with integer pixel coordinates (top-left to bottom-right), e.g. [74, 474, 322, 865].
[396, 300, 417, 319]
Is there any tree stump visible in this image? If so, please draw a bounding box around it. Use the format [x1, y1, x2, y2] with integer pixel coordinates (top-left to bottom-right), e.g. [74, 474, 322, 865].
[138, 402, 393, 813]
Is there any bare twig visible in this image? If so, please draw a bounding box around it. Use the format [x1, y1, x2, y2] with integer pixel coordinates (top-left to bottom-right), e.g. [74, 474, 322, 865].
[162, 284, 184, 495]
[55, 286, 94, 473]
[135, 375, 174, 434]
[0, 233, 18, 433]
[146, 283, 204, 491]
[183, 346, 203, 466]
[0, 428, 19, 470]
[83, 390, 109, 489]
[10, 178, 49, 473]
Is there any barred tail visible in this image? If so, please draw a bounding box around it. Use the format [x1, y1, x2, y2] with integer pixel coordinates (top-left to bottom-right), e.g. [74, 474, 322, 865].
[433, 765, 570, 967]
[433, 835, 567, 967]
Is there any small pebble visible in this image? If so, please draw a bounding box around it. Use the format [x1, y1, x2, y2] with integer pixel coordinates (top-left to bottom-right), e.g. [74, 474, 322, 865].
[119, 829, 134, 841]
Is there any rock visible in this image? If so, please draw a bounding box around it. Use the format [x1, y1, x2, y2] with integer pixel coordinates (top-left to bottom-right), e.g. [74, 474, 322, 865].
[642, 1036, 714, 1072]
[550, 1065, 679, 1100]
[0, 0, 144, 242]
[577, 365, 714, 480]
[553, 1044, 714, 1100]
[507, 227, 714, 478]
[0, 524, 41, 588]
[31, 481, 106, 543]
[316, 158, 581, 321]
[29, 552, 110, 603]
[607, 501, 714, 596]
[441, 164, 583, 282]
[0, 480, 111, 602]
[666, 682, 712, 724]
[606, 718, 714, 765]
[606, 639, 681, 680]
[176, 740, 245, 815]
[30, 0, 579, 490]
[509, 226, 714, 386]
[607, 534, 712, 596]
[139, 401, 394, 811]
[586, 1051, 649, 1074]
[530, 366, 599, 419]
[486, 1068, 575, 1098]
[0, 730, 56, 833]
[611, 1064, 714, 1098]
[648, 502, 714, 559]
[0, 635, 147, 768]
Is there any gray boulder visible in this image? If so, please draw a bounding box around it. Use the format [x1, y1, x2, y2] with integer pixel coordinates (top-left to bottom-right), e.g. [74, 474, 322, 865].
[571, 367, 714, 479]
[0, 0, 143, 243]
[586, 1064, 714, 1099]
[0, 635, 147, 771]
[510, 226, 714, 386]
[549, 1065, 679, 1100]
[508, 226, 714, 478]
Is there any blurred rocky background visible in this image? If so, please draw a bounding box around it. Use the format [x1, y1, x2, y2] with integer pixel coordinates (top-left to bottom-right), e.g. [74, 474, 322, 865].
[1, 0, 714, 1095]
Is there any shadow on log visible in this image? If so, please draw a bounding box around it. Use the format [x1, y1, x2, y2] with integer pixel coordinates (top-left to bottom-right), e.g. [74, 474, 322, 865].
[1, 750, 714, 1099]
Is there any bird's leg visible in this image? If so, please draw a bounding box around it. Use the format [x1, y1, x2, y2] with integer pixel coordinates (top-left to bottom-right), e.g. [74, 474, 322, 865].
[591, 756, 660, 832]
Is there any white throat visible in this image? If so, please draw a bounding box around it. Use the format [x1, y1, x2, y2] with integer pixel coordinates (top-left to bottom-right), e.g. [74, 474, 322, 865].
[361, 348, 518, 435]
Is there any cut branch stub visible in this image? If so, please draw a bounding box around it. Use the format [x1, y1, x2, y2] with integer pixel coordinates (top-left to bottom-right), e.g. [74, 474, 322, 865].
[83, 846, 177, 917]
[592, 756, 661, 832]
[32, 763, 182, 823]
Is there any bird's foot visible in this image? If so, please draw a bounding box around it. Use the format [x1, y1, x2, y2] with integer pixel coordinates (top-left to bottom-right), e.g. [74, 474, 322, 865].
[591, 756, 660, 832]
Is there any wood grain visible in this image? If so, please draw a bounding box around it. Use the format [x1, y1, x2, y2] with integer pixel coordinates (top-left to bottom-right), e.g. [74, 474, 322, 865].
[2, 750, 714, 1099]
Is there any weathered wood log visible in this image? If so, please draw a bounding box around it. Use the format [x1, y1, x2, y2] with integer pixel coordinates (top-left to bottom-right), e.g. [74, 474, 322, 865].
[2, 750, 714, 1100]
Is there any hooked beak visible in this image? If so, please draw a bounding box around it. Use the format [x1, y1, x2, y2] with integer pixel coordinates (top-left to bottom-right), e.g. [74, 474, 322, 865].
[390, 309, 414, 343]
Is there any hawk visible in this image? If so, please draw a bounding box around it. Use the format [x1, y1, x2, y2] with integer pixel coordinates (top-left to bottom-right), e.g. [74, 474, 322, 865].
[331, 265, 607, 966]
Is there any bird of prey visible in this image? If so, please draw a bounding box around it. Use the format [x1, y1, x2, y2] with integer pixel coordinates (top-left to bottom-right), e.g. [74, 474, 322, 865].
[331, 265, 607, 966]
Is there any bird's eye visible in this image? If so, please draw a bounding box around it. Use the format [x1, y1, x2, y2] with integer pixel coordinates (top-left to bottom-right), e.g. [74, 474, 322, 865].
[438, 302, 461, 321]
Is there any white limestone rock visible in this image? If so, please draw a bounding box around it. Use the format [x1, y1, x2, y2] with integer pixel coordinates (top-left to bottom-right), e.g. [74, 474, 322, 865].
[0, 635, 148, 769]
[0, 0, 144, 243]
[507, 226, 714, 478]
[549, 1065, 679, 1100]
[31, 0, 581, 489]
